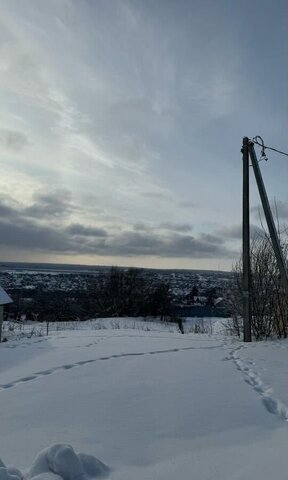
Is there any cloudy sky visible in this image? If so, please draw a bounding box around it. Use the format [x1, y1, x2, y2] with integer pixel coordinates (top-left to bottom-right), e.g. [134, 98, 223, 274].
[0, 0, 287, 270]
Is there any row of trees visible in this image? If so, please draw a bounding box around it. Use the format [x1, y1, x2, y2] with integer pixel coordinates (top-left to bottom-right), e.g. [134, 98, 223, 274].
[228, 232, 288, 340]
[5, 267, 174, 324]
[89, 267, 173, 320]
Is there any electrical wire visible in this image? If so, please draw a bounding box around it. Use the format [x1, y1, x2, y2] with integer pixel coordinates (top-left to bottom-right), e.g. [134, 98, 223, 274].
[252, 136, 288, 158]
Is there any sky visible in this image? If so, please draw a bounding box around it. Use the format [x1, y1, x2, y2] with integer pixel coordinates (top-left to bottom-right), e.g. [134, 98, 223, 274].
[0, 0, 287, 270]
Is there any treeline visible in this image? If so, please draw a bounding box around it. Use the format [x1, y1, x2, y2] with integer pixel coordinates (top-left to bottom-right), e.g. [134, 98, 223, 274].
[5, 267, 174, 323]
[89, 267, 172, 319]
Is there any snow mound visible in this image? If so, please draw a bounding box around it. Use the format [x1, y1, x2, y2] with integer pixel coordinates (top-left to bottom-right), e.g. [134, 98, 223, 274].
[0, 468, 22, 480]
[0, 445, 110, 480]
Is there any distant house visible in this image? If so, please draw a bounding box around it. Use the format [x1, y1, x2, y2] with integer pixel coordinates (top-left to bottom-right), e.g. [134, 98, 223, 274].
[214, 297, 223, 304]
[0, 286, 13, 342]
[214, 297, 230, 312]
[193, 296, 207, 305]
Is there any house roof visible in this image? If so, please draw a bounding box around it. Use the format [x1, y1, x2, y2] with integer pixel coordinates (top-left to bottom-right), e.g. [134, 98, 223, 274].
[214, 297, 224, 305]
[0, 287, 13, 305]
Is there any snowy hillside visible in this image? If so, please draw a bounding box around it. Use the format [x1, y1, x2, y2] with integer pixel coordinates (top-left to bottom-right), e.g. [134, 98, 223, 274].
[1, 319, 288, 479]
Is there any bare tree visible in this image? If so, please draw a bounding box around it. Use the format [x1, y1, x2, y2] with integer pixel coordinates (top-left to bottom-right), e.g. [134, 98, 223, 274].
[229, 231, 288, 340]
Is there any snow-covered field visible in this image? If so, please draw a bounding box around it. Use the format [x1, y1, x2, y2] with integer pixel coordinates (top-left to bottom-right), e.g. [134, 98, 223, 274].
[1, 318, 288, 479]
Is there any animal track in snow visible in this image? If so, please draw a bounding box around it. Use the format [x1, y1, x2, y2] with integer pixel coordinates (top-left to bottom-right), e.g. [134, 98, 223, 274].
[1, 338, 48, 349]
[228, 344, 288, 421]
[0, 344, 221, 392]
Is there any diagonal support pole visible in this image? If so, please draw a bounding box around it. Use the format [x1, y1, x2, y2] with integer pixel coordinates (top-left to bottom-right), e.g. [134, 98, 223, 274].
[249, 141, 288, 296]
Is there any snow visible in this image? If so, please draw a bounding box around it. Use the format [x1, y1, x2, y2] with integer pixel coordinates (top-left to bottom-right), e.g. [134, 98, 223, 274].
[1, 319, 288, 479]
[0, 445, 109, 480]
[228, 340, 288, 421]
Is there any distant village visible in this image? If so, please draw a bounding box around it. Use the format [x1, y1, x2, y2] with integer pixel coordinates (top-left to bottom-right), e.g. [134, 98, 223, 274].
[0, 264, 233, 322]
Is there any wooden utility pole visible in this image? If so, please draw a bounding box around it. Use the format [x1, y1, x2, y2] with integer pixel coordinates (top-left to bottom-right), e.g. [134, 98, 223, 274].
[242, 137, 252, 342]
[249, 141, 288, 296]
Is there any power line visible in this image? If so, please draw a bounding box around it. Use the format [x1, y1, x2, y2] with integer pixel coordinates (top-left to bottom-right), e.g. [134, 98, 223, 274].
[252, 136, 288, 158]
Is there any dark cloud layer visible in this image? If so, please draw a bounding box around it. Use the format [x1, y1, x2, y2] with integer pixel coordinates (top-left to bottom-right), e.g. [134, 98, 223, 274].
[159, 222, 193, 233]
[0, 192, 235, 259]
[24, 189, 76, 219]
[134, 221, 193, 233]
[66, 223, 107, 237]
[252, 201, 288, 221]
[0, 218, 71, 252]
[215, 224, 264, 240]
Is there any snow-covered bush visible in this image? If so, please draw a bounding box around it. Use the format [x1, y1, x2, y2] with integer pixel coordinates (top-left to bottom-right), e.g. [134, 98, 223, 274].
[0, 444, 109, 480]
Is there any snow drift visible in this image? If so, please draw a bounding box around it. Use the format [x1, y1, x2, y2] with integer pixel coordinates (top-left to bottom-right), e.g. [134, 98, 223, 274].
[0, 445, 110, 480]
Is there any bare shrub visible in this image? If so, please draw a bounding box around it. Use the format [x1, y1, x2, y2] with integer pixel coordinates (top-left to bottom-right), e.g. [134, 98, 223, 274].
[230, 232, 288, 339]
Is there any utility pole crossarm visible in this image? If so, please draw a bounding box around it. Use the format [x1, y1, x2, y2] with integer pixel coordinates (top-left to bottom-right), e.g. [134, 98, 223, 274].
[248, 141, 288, 297]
